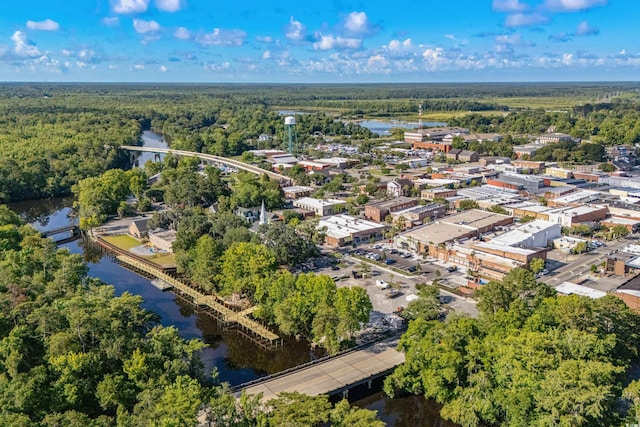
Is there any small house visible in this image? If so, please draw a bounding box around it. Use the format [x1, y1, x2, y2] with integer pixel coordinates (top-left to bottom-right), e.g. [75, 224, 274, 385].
[129, 218, 150, 239]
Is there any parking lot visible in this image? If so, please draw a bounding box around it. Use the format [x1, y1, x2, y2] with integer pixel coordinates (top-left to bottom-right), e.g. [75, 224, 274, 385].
[303, 246, 478, 320]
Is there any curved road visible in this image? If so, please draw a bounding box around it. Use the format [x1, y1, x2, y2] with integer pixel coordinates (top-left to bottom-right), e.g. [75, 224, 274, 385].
[119, 146, 291, 183]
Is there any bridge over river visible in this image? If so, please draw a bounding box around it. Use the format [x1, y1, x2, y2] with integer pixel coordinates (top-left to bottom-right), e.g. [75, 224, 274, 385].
[237, 337, 405, 401]
[119, 146, 291, 184]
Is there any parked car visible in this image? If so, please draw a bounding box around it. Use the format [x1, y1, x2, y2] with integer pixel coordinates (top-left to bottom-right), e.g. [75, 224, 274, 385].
[331, 265, 340, 271]
[446, 266, 458, 272]
[407, 265, 417, 273]
[385, 258, 396, 265]
[386, 289, 401, 298]
[400, 252, 412, 258]
[389, 248, 398, 254]
[376, 280, 390, 289]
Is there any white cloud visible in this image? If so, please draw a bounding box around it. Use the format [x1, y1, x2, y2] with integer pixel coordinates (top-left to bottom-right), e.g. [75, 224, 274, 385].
[575, 21, 599, 36]
[113, 0, 149, 14]
[343, 11, 371, 35]
[174, 27, 191, 40]
[562, 53, 573, 65]
[108, 64, 118, 69]
[134, 64, 145, 69]
[367, 54, 388, 68]
[505, 13, 550, 27]
[285, 17, 306, 42]
[196, 28, 246, 46]
[544, 0, 607, 11]
[204, 61, 231, 72]
[492, 0, 528, 12]
[160, 65, 168, 72]
[102, 17, 120, 26]
[133, 19, 160, 34]
[26, 19, 59, 31]
[445, 34, 456, 40]
[11, 31, 41, 58]
[262, 50, 271, 59]
[313, 34, 361, 51]
[256, 35, 273, 43]
[155, 0, 182, 12]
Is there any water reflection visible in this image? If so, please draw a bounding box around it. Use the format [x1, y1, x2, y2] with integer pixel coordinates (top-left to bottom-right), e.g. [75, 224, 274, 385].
[353, 392, 458, 427]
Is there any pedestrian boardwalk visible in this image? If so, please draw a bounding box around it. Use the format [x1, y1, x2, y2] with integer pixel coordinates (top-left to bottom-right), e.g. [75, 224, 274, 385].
[241, 337, 404, 401]
[114, 254, 280, 345]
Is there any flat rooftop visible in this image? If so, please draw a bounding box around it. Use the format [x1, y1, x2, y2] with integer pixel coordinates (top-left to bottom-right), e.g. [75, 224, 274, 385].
[318, 214, 385, 239]
[366, 197, 416, 210]
[442, 209, 512, 230]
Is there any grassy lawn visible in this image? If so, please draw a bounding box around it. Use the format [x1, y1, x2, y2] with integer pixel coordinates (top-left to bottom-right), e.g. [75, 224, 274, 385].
[148, 253, 176, 267]
[103, 234, 142, 251]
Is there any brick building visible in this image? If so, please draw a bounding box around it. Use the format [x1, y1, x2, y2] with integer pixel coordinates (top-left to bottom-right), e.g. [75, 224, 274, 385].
[364, 197, 418, 222]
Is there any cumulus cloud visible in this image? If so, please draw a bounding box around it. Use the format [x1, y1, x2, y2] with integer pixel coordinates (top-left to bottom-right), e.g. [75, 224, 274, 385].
[102, 17, 120, 26]
[312, 34, 361, 51]
[505, 13, 550, 27]
[160, 65, 168, 72]
[492, 0, 529, 12]
[262, 50, 271, 59]
[196, 28, 246, 46]
[285, 17, 306, 42]
[133, 19, 160, 34]
[174, 27, 191, 40]
[342, 11, 373, 35]
[549, 32, 572, 42]
[575, 21, 599, 36]
[26, 19, 59, 31]
[544, 0, 607, 11]
[11, 31, 41, 58]
[155, 0, 182, 12]
[113, 0, 149, 14]
[134, 64, 145, 70]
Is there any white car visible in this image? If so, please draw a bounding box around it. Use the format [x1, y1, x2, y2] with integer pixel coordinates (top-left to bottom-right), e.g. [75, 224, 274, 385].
[375, 280, 390, 289]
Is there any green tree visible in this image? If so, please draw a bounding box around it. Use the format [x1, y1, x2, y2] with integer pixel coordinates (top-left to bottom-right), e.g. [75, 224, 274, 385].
[529, 257, 545, 274]
[267, 392, 331, 427]
[487, 205, 508, 215]
[458, 200, 479, 211]
[404, 285, 441, 321]
[218, 242, 277, 297]
[598, 163, 616, 172]
[335, 287, 372, 339]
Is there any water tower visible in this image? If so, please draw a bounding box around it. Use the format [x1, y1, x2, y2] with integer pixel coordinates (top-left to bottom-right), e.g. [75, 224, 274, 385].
[284, 116, 297, 155]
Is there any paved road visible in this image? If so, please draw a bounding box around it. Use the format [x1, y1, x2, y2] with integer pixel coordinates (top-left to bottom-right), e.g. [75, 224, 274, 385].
[242, 337, 405, 401]
[543, 238, 631, 287]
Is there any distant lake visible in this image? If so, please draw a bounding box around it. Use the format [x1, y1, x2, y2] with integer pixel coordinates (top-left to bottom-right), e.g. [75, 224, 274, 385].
[277, 110, 311, 115]
[357, 120, 447, 136]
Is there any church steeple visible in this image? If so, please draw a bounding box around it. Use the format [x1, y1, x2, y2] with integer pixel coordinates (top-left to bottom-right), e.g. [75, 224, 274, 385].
[258, 200, 267, 225]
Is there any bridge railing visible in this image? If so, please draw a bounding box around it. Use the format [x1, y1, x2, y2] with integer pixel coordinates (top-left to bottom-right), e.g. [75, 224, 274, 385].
[231, 330, 402, 393]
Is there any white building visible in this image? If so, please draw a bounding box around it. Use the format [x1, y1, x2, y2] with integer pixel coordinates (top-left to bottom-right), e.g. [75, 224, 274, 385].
[490, 220, 561, 248]
[318, 214, 386, 247]
[293, 197, 347, 216]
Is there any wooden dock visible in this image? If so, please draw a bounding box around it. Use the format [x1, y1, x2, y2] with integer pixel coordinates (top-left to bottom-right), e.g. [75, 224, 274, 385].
[113, 254, 281, 347]
[240, 337, 405, 401]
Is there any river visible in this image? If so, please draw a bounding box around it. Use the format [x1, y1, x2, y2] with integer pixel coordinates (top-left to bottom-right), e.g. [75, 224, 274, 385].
[7, 130, 453, 425]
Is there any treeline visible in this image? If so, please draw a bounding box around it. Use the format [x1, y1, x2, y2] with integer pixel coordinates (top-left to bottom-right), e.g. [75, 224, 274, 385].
[448, 98, 640, 144]
[384, 268, 640, 426]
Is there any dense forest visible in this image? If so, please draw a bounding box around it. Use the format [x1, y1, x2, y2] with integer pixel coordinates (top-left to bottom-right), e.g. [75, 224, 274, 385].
[384, 268, 640, 427]
[0, 206, 383, 426]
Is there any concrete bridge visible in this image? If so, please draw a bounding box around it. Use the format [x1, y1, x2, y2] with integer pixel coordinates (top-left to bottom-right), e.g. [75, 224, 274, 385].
[237, 337, 405, 401]
[119, 146, 291, 185]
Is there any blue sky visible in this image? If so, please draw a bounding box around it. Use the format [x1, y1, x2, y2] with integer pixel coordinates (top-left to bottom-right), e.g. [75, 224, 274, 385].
[0, 0, 638, 82]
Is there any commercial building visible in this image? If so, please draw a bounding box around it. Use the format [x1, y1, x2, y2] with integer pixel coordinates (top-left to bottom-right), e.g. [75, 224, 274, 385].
[389, 204, 447, 227]
[489, 220, 561, 248]
[514, 144, 542, 159]
[536, 133, 573, 144]
[421, 187, 458, 200]
[318, 214, 386, 247]
[396, 209, 513, 255]
[601, 216, 640, 233]
[364, 197, 418, 222]
[281, 186, 314, 199]
[546, 205, 609, 227]
[293, 197, 347, 217]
